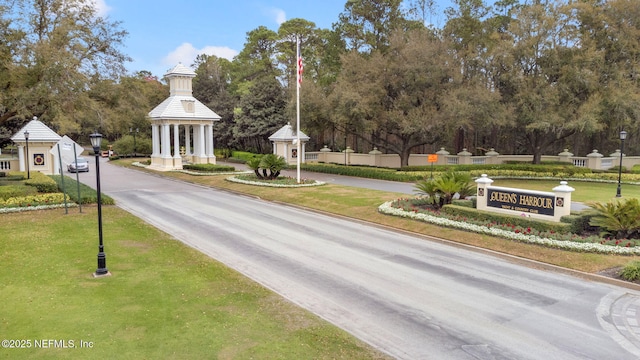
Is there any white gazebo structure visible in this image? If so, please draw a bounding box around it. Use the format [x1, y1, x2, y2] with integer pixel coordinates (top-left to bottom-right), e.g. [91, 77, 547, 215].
[148, 63, 221, 171]
[268, 123, 310, 165]
[10, 117, 62, 175]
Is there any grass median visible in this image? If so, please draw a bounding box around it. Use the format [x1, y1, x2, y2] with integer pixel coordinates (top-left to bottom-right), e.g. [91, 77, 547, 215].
[0, 207, 390, 359]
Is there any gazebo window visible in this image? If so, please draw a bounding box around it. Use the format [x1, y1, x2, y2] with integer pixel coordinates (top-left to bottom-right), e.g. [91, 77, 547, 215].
[181, 100, 195, 113]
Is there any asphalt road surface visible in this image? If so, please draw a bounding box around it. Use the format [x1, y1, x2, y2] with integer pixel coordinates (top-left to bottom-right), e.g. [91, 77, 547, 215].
[76, 159, 640, 359]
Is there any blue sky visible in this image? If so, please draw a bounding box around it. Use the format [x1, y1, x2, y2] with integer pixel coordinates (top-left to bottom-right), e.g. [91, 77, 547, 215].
[94, 0, 454, 78]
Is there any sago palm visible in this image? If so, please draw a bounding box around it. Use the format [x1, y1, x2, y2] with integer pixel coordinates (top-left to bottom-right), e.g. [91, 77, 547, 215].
[586, 198, 640, 239]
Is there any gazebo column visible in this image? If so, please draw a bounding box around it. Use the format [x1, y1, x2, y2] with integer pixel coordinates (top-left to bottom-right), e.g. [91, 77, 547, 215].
[185, 125, 192, 158]
[196, 123, 206, 163]
[161, 123, 172, 168]
[151, 124, 160, 157]
[206, 124, 215, 164]
[173, 124, 182, 169]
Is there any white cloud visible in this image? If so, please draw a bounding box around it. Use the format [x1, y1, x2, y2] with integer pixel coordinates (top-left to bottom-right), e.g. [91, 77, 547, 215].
[89, 0, 111, 17]
[162, 43, 239, 68]
[94, 0, 111, 17]
[268, 8, 287, 25]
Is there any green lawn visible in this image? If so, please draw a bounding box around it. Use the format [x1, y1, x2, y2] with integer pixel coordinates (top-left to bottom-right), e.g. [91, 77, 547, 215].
[490, 179, 640, 203]
[0, 207, 389, 360]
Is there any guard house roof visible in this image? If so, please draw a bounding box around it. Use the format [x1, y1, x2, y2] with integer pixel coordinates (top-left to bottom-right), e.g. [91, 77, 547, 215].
[11, 118, 62, 142]
[269, 123, 310, 141]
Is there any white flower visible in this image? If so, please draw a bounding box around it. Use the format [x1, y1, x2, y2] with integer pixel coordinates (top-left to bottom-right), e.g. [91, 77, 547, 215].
[378, 201, 640, 255]
[0, 203, 78, 214]
[226, 176, 325, 188]
[175, 169, 252, 176]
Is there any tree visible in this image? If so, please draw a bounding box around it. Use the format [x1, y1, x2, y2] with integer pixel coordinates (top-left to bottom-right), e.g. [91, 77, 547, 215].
[492, 0, 601, 163]
[0, 0, 130, 137]
[574, 0, 640, 154]
[192, 54, 237, 150]
[331, 28, 459, 166]
[231, 26, 279, 94]
[333, 0, 409, 53]
[233, 76, 287, 153]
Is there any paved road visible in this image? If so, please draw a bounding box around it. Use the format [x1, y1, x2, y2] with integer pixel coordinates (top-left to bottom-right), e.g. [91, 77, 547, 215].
[76, 159, 640, 359]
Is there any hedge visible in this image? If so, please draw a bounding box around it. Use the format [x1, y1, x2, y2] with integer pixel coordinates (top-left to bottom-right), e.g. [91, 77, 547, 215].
[182, 163, 236, 172]
[442, 204, 573, 234]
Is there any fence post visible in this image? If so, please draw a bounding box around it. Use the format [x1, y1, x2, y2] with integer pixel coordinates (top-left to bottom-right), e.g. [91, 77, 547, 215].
[457, 148, 472, 165]
[436, 147, 449, 165]
[558, 149, 573, 163]
[586, 150, 603, 170]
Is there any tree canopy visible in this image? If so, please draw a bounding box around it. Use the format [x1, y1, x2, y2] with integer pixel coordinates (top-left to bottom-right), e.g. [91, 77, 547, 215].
[2, 0, 640, 162]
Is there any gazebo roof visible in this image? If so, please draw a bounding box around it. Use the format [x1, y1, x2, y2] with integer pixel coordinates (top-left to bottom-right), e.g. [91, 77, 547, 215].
[148, 63, 221, 121]
[148, 96, 221, 120]
[268, 123, 310, 141]
[11, 118, 61, 142]
[165, 63, 196, 77]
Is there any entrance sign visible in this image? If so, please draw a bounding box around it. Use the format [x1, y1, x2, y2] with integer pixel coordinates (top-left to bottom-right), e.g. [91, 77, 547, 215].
[486, 188, 555, 216]
[475, 174, 575, 222]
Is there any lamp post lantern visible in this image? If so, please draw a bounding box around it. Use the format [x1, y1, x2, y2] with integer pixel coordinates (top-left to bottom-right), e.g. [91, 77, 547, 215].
[23, 130, 30, 179]
[616, 130, 628, 198]
[90, 132, 108, 276]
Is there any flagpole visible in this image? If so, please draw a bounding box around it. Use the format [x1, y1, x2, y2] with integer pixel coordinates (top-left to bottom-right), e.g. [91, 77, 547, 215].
[296, 36, 301, 183]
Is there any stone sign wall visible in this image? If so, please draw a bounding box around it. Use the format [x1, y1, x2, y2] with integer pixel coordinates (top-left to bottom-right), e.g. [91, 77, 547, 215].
[475, 174, 575, 222]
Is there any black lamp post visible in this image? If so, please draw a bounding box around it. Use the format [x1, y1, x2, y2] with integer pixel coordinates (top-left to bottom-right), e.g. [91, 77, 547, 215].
[130, 127, 139, 156]
[616, 130, 628, 198]
[90, 132, 108, 276]
[24, 130, 30, 179]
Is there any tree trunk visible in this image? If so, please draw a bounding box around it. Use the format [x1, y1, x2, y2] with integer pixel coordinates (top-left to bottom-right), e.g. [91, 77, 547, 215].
[400, 148, 411, 168]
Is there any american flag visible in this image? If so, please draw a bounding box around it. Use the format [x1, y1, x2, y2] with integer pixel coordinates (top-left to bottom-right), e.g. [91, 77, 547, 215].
[297, 37, 303, 87]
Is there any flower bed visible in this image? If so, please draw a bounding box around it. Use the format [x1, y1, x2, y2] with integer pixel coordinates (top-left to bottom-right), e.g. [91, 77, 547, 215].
[0, 193, 77, 213]
[379, 200, 640, 255]
[226, 175, 325, 188]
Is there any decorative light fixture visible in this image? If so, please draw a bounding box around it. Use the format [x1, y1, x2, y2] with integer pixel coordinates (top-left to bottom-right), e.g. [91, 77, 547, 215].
[90, 132, 108, 276]
[616, 130, 628, 198]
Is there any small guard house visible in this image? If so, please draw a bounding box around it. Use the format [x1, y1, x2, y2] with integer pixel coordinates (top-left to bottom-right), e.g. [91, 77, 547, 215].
[148, 64, 221, 171]
[10, 117, 62, 175]
[268, 123, 310, 165]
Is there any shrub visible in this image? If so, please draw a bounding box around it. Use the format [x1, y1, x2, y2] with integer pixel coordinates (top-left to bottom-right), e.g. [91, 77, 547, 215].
[451, 199, 474, 208]
[247, 154, 287, 180]
[560, 213, 599, 235]
[301, 163, 420, 182]
[0, 172, 5, 177]
[24, 172, 58, 193]
[414, 171, 475, 209]
[183, 163, 235, 172]
[620, 261, 640, 281]
[0, 185, 38, 200]
[442, 204, 572, 233]
[586, 198, 640, 239]
[0, 193, 67, 208]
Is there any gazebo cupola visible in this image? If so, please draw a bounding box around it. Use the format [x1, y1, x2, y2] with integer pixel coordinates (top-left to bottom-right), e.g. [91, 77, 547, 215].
[148, 63, 221, 171]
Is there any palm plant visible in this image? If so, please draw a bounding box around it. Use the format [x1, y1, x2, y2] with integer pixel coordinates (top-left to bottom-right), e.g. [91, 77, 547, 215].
[413, 171, 475, 209]
[259, 154, 287, 180]
[246, 157, 264, 179]
[586, 198, 640, 239]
